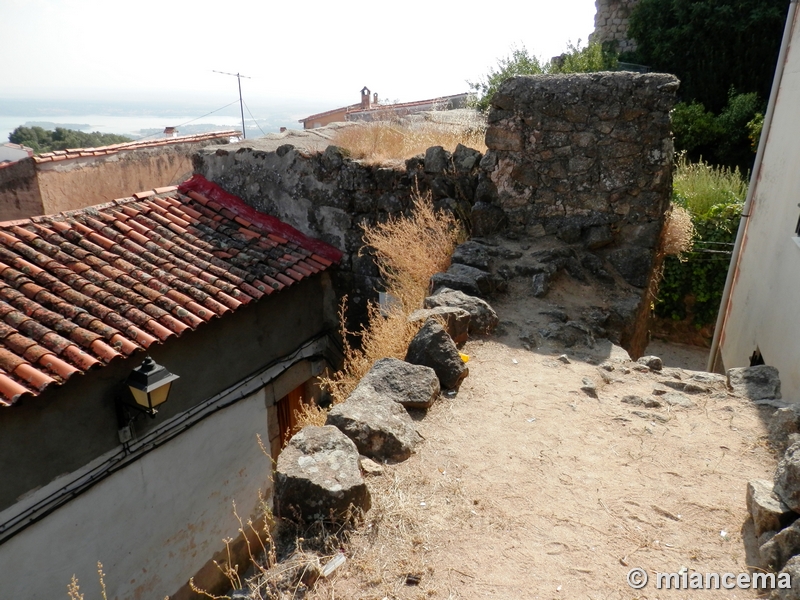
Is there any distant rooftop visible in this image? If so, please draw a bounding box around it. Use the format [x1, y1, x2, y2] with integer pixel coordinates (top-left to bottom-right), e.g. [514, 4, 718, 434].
[33, 130, 241, 164]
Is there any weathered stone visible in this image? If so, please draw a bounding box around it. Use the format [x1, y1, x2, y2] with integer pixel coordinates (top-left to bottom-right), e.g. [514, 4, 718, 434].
[274, 426, 370, 521]
[658, 380, 708, 394]
[580, 377, 598, 398]
[584, 225, 615, 249]
[631, 410, 668, 423]
[349, 357, 439, 409]
[451, 240, 493, 271]
[327, 394, 422, 462]
[760, 519, 800, 571]
[607, 246, 654, 288]
[359, 456, 385, 476]
[771, 555, 800, 599]
[470, 203, 508, 236]
[728, 365, 782, 401]
[770, 407, 800, 451]
[408, 307, 470, 344]
[776, 443, 800, 512]
[539, 320, 595, 348]
[405, 319, 469, 389]
[621, 395, 661, 408]
[423, 287, 499, 335]
[662, 392, 695, 408]
[532, 272, 550, 297]
[637, 355, 663, 371]
[747, 479, 797, 537]
[430, 263, 495, 297]
[424, 146, 451, 174]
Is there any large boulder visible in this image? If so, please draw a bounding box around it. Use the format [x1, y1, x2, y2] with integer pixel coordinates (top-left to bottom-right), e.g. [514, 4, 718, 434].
[423, 287, 499, 335]
[408, 306, 470, 345]
[274, 426, 370, 522]
[760, 520, 800, 572]
[771, 406, 800, 452]
[771, 555, 800, 599]
[349, 357, 440, 409]
[430, 263, 495, 297]
[405, 319, 469, 390]
[728, 365, 782, 401]
[775, 443, 800, 512]
[326, 394, 422, 462]
[451, 241, 493, 271]
[748, 479, 797, 537]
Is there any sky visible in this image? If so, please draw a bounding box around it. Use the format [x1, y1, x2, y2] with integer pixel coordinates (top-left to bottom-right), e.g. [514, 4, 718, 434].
[0, 0, 597, 111]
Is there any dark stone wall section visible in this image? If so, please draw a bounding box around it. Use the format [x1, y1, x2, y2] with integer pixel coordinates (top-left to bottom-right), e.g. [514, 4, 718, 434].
[482, 72, 679, 288]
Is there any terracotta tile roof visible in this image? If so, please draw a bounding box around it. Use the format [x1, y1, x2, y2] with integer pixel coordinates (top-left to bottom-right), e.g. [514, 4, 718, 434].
[299, 93, 469, 124]
[32, 131, 241, 164]
[0, 175, 342, 406]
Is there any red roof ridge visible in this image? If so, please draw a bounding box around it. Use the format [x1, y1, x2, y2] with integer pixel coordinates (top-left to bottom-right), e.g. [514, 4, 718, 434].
[178, 175, 343, 264]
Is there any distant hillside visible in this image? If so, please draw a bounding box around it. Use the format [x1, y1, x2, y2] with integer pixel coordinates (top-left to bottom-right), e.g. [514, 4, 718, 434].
[8, 126, 132, 154]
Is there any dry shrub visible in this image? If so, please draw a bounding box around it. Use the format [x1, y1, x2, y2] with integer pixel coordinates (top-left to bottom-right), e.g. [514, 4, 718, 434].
[661, 204, 694, 258]
[311, 189, 462, 409]
[332, 112, 486, 166]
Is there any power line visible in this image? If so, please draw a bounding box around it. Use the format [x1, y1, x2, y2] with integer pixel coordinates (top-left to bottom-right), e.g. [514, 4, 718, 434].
[134, 99, 241, 142]
[243, 98, 266, 137]
[213, 70, 251, 139]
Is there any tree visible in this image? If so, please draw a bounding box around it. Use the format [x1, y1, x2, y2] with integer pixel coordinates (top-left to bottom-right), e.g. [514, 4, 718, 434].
[468, 40, 617, 111]
[627, 0, 788, 113]
[468, 46, 546, 112]
[9, 126, 132, 155]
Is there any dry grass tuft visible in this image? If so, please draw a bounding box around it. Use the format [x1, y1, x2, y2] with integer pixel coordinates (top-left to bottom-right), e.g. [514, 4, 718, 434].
[332, 111, 486, 166]
[312, 190, 462, 408]
[661, 204, 694, 258]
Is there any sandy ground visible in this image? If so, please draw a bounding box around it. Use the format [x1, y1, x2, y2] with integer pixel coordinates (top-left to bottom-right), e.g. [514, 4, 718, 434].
[309, 264, 778, 599]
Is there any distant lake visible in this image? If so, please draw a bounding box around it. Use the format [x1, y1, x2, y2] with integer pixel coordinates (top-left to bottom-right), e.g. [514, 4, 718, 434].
[0, 97, 329, 141]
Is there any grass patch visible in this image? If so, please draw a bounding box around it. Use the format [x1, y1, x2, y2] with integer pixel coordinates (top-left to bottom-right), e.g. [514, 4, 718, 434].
[331, 111, 486, 166]
[673, 153, 748, 217]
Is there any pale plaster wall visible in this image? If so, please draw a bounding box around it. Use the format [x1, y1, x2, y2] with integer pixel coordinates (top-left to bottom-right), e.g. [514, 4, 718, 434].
[38, 148, 194, 214]
[0, 388, 271, 600]
[720, 8, 800, 398]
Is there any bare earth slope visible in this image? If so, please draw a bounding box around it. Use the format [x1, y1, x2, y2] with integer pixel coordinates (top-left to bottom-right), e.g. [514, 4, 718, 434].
[312, 243, 776, 600]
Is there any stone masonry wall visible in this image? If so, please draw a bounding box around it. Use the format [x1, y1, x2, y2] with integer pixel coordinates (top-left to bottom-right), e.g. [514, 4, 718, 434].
[193, 142, 484, 323]
[483, 72, 678, 289]
[591, 0, 640, 54]
[195, 73, 678, 353]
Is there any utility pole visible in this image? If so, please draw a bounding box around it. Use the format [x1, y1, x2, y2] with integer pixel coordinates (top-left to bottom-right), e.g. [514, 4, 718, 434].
[213, 70, 251, 139]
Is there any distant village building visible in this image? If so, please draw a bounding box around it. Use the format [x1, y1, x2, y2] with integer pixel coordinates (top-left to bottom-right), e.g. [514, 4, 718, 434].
[0, 143, 33, 164]
[0, 131, 241, 221]
[298, 86, 470, 129]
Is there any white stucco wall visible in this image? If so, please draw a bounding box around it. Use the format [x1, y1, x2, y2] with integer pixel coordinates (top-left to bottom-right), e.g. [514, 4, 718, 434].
[0, 388, 271, 600]
[720, 6, 800, 398]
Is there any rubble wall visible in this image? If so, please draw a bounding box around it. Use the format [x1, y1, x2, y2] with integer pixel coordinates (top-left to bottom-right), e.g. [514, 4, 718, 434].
[195, 73, 678, 355]
[483, 72, 678, 288]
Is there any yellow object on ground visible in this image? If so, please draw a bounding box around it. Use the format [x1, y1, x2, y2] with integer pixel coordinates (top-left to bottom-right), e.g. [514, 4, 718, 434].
[460, 353, 470, 363]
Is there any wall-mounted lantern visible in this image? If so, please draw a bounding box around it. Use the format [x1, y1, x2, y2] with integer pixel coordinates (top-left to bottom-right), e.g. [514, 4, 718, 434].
[118, 357, 180, 446]
[125, 356, 180, 417]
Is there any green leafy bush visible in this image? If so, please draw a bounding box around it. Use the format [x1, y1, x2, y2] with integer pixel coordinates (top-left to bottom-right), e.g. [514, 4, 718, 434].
[671, 90, 762, 172]
[468, 40, 617, 112]
[655, 158, 747, 326]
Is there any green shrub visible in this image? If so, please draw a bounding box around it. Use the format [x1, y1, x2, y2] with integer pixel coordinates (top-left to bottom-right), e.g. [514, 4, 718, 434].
[468, 40, 617, 112]
[655, 158, 747, 326]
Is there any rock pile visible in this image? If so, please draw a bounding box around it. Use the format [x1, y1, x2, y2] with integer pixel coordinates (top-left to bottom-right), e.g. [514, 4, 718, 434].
[276, 285, 498, 522]
[742, 365, 800, 594]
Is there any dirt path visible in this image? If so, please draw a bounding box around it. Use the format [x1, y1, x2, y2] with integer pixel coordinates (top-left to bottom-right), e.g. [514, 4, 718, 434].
[313, 291, 777, 599]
